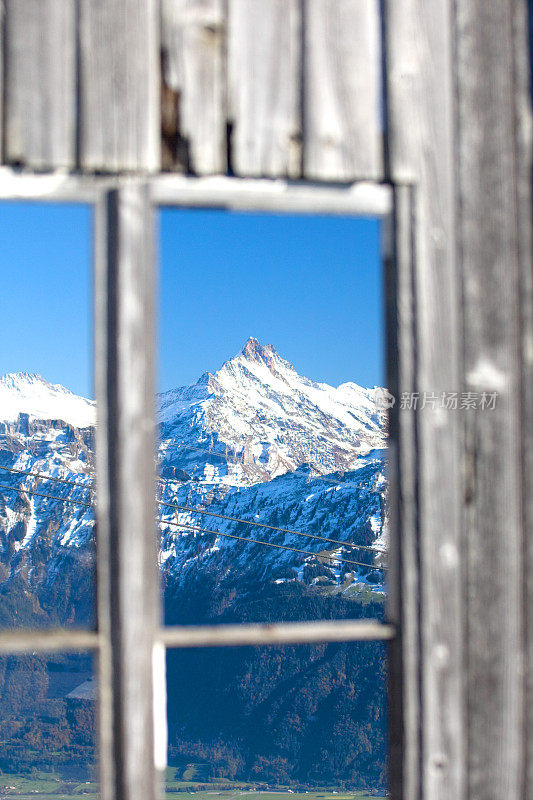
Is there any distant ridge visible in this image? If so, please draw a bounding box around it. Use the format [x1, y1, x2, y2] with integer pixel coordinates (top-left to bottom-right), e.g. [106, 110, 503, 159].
[0, 371, 95, 428]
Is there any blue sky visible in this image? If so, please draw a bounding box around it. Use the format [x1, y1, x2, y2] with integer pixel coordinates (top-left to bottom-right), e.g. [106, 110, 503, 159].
[1, 203, 383, 398]
[1, 202, 93, 397]
[159, 209, 383, 391]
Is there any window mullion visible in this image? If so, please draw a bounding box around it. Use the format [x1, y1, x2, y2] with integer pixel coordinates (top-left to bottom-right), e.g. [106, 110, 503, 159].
[95, 182, 160, 800]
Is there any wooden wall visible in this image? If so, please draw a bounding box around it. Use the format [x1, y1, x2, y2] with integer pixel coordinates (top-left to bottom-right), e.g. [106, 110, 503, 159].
[0, 0, 383, 181]
[385, 2, 533, 800]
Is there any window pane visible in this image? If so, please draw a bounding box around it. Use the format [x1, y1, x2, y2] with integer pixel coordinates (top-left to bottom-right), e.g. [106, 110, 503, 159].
[0, 203, 95, 629]
[158, 209, 387, 626]
[165, 642, 387, 796]
[0, 651, 98, 796]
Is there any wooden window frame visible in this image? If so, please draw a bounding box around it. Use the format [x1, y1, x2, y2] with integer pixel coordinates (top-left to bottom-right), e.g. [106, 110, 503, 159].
[0, 173, 399, 800]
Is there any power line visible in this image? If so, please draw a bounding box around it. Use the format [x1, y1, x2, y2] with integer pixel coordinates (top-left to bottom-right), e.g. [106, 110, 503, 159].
[0, 463, 385, 555]
[0, 483, 93, 509]
[158, 518, 385, 571]
[157, 496, 383, 553]
[0, 483, 385, 571]
[0, 464, 92, 491]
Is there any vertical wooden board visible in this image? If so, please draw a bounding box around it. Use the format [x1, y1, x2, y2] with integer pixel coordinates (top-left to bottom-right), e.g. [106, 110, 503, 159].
[518, 3, 533, 795]
[94, 184, 160, 800]
[161, 0, 226, 174]
[385, 186, 421, 800]
[384, 2, 465, 800]
[455, 2, 528, 799]
[79, 0, 160, 172]
[228, 0, 301, 178]
[3, 0, 76, 169]
[303, 0, 383, 182]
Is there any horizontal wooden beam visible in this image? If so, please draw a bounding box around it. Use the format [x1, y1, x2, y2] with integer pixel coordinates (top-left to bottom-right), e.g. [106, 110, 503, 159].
[0, 628, 100, 653]
[160, 619, 394, 648]
[0, 170, 392, 216]
[151, 175, 392, 215]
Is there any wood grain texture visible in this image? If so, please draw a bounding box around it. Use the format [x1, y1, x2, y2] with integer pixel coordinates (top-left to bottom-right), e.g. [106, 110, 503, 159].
[161, 619, 394, 648]
[517, 2, 533, 795]
[385, 186, 421, 800]
[228, 0, 302, 178]
[152, 174, 392, 214]
[94, 184, 160, 800]
[161, 0, 225, 174]
[79, 0, 160, 172]
[455, 2, 529, 798]
[3, 0, 76, 169]
[0, 629, 99, 653]
[384, 3, 465, 800]
[303, 0, 383, 181]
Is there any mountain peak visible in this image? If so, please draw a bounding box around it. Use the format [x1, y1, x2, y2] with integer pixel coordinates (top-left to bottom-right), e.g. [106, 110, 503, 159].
[240, 337, 287, 371]
[242, 336, 271, 358]
[1, 371, 48, 388]
[0, 372, 94, 428]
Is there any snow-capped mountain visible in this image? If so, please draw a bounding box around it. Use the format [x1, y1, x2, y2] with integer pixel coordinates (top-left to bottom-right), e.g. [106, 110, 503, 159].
[0, 339, 388, 627]
[0, 372, 94, 428]
[159, 337, 386, 485]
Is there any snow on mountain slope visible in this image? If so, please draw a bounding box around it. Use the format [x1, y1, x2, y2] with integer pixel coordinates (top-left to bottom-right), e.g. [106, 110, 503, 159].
[0, 339, 388, 601]
[2, 340, 384, 473]
[158, 451, 388, 589]
[159, 337, 386, 485]
[0, 372, 95, 428]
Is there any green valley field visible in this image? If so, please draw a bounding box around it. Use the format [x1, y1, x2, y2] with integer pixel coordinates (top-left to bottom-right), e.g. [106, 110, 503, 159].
[0, 770, 385, 800]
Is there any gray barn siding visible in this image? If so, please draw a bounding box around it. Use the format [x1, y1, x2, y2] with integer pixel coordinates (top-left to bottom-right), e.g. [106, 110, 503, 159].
[161, 0, 226, 174]
[227, 0, 302, 178]
[3, 0, 76, 169]
[304, 0, 383, 181]
[78, 0, 160, 172]
[523, 3, 533, 796]
[385, 2, 533, 800]
[455, 1, 531, 798]
[0, 0, 383, 180]
[384, 2, 465, 800]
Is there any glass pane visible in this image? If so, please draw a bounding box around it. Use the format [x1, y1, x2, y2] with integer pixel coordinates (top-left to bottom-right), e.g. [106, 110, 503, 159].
[158, 210, 387, 626]
[0, 651, 98, 796]
[165, 642, 387, 796]
[0, 202, 95, 629]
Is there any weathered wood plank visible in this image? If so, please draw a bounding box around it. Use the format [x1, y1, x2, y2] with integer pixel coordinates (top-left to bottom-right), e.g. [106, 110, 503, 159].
[0, 169, 392, 213]
[384, 2, 465, 800]
[0, 629, 99, 653]
[518, 3, 533, 796]
[79, 1, 160, 172]
[94, 184, 160, 800]
[152, 174, 392, 214]
[385, 186, 421, 800]
[304, 0, 383, 181]
[161, 620, 394, 648]
[3, 0, 76, 169]
[455, 2, 529, 798]
[227, 0, 302, 178]
[161, 0, 226, 174]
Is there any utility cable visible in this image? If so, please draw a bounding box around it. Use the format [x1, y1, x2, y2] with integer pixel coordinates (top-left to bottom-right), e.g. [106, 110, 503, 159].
[0, 483, 385, 571]
[159, 518, 385, 571]
[0, 464, 385, 555]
